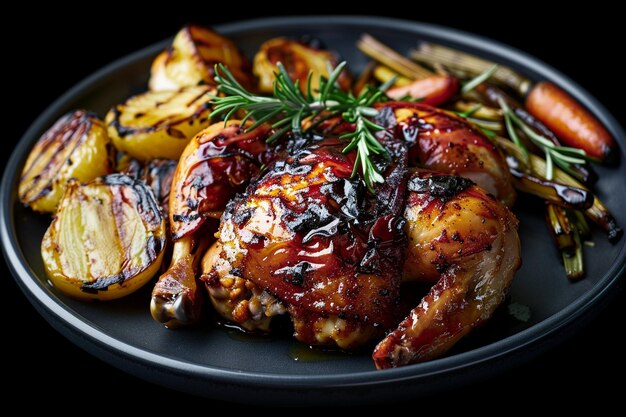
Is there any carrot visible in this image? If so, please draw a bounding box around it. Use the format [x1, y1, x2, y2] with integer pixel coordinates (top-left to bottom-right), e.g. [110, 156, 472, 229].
[386, 75, 459, 107]
[526, 82, 616, 162]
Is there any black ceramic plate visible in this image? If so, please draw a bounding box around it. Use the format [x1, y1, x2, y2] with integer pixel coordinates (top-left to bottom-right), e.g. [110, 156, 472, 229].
[2, 16, 625, 404]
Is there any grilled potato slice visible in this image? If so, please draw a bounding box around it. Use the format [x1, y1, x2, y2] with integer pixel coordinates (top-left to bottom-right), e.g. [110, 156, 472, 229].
[253, 37, 351, 94]
[19, 110, 114, 213]
[149, 24, 253, 91]
[42, 174, 166, 301]
[105, 86, 213, 161]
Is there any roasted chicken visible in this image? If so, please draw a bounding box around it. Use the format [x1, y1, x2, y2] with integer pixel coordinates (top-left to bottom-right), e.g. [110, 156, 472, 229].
[150, 121, 279, 327]
[160, 102, 521, 368]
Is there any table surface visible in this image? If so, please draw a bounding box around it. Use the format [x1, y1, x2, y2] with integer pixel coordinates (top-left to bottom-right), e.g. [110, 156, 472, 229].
[4, 8, 624, 407]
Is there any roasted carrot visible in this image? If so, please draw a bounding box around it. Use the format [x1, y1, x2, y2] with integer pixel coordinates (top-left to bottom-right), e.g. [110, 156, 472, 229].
[526, 82, 616, 162]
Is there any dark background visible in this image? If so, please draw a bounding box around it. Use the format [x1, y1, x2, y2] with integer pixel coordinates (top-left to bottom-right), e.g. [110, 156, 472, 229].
[4, 7, 624, 407]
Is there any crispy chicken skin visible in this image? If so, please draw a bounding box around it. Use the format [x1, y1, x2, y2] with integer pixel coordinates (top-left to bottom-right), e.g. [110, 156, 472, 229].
[305, 103, 516, 206]
[169, 121, 275, 241]
[203, 135, 408, 330]
[373, 171, 521, 368]
[376, 103, 516, 207]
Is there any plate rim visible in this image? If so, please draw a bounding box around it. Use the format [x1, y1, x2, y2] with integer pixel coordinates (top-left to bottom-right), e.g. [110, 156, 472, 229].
[2, 15, 626, 390]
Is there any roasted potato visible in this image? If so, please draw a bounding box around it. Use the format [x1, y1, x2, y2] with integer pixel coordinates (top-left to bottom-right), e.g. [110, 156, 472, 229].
[149, 25, 253, 91]
[105, 85, 213, 161]
[19, 110, 114, 213]
[42, 174, 166, 301]
[253, 37, 351, 94]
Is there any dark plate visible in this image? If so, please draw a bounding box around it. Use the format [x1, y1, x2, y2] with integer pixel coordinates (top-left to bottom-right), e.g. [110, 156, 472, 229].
[2, 16, 625, 404]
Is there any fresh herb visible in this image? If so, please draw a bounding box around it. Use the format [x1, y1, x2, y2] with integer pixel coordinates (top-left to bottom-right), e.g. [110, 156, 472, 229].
[461, 64, 499, 95]
[211, 62, 391, 191]
[498, 98, 590, 180]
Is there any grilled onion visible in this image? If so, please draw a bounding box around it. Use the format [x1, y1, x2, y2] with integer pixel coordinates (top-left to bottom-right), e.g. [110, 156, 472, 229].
[105, 86, 213, 161]
[19, 110, 114, 213]
[149, 25, 253, 91]
[124, 158, 177, 221]
[253, 37, 351, 94]
[41, 174, 166, 301]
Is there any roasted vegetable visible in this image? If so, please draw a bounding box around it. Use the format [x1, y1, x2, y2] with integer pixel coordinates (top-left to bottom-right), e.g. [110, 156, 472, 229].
[478, 83, 597, 184]
[526, 82, 616, 162]
[105, 86, 213, 161]
[357, 34, 433, 80]
[453, 101, 502, 121]
[545, 204, 585, 281]
[411, 42, 617, 164]
[149, 25, 253, 91]
[496, 136, 622, 243]
[386, 75, 459, 106]
[508, 167, 593, 209]
[372, 65, 411, 87]
[411, 42, 533, 96]
[19, 110, 114, 213]
[41, 174, 166, 301]
[253, 37, 351, 94]
[124, 158, 177, 221]
[356, 35, 459, 109]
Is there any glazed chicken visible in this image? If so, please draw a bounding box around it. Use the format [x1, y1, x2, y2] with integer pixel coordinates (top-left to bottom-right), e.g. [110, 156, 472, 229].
[150, 121, 277, 326]
[153, 102, 521, 368]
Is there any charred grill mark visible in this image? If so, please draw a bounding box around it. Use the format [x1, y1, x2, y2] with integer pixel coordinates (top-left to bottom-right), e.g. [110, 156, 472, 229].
[103, 174, 163, 228]
[81, 274, 125, 293]
[20, 110, 95, 200]
[108, 89, 212, 139]
[109, 184, 132, 278]
[147, 235, 162, 260]
[102, 175, 165, 273]
[166, 127, 186, 139]
[375, 101, 515, 207]
[186, 89, 212, 107]
[42, 173, 166, 300]
[140, 159, 177, 217]
[109, 107, 133, 138]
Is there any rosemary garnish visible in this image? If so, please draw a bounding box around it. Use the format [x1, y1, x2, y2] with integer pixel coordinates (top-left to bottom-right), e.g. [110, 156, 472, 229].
[211, 62, 391, 191]
[498, 98, 590, 180]
[461, 64, 499, 95]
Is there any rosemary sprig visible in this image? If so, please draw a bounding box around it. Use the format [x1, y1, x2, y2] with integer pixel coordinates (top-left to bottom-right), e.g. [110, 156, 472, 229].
[498, 98, 590, 180]
[461, 64, 499, 95]
[212, 62, 391, 191]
